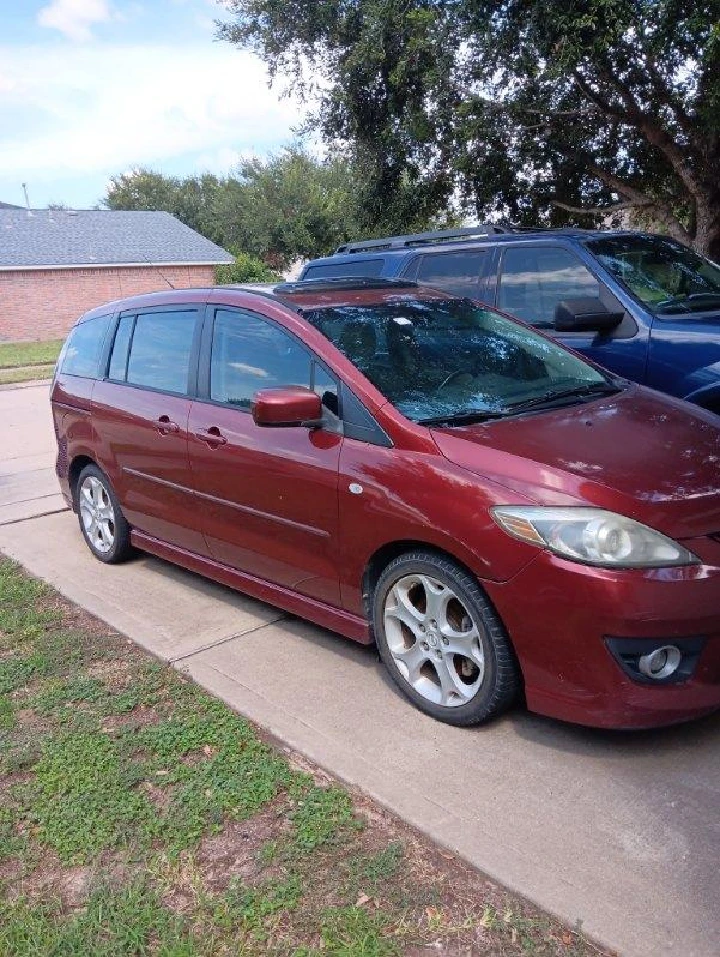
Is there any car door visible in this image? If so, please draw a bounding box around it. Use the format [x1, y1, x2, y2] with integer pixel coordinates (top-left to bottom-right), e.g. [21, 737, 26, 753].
[91, 305, 208, 554]
[402, 248, 495, 302]
[493, 244, 649, 383]
[187, 305, 343, 606]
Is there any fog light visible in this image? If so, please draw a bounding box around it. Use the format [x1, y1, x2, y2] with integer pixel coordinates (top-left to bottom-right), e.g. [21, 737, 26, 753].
[638, 645, 682, 680]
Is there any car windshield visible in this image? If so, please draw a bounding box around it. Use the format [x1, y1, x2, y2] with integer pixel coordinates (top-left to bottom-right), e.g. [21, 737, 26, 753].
[303, 298, 611, 424]
[587, 236, 720, 315]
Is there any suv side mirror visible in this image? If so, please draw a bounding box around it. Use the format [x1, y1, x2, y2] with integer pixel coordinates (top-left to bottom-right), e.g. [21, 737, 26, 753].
[554, 297, 624, 333]
[252, 386, 324, 428]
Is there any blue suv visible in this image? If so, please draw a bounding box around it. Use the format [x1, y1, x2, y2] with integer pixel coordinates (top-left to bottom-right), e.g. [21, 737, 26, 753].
[299, 227, 720, 413]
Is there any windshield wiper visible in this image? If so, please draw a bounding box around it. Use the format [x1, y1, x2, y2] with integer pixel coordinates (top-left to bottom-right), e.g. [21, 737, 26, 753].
[656, 293, 720, 313]
[507, 381, 622, 414]
[418, 410, 509, 427]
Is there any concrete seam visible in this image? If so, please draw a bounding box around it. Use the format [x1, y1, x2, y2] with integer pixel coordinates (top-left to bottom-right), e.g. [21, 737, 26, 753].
[168, 615, 287, 663]
[0, 505, 69, 527]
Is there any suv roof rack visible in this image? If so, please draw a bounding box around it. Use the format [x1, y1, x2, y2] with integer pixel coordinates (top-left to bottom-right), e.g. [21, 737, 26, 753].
[274, 277, 418, 294]
[335, 224, 514, 254]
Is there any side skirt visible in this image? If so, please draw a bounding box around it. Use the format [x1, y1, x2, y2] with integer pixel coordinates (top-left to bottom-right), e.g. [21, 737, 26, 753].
[130, 529, 372, 645]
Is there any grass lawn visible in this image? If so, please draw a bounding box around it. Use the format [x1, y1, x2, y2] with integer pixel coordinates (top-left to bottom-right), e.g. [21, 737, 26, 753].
[0, 558, 609, 956]
[0, 340, 62, 385]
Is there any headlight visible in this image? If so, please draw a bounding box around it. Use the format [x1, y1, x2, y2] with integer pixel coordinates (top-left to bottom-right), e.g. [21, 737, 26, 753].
[491, 506, 699, 568]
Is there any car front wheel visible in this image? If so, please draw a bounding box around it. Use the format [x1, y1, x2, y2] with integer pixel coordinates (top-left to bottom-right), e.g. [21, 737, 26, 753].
[373, 551, 520, 726]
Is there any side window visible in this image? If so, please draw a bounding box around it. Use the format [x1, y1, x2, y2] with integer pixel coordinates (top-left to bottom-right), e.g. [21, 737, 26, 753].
[303, 259, 384, 280]
[126, 310, 197, 394]
[414, 250, 489, 297]
[498, 246, 600, 328]
[107, 315, 134, 381]
[313, 362, 339, 417]
[60, 314, 111, 378]
[210, 309, 311, 409]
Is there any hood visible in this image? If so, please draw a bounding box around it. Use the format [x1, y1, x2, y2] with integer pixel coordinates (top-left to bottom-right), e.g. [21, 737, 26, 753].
[432, 385, 720, 540]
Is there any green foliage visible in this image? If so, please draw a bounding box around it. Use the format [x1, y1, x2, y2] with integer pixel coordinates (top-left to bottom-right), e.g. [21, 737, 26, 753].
[0, 881, 199, 957]
[216, 251, 281, 284]
[316, 906, 399, 956]
[105, 148, 378, 269]
[32, 731, 156, 862]
[220, 0, 720, 256]
[290, 785, 360, 853]
[0, 339, 63, 370]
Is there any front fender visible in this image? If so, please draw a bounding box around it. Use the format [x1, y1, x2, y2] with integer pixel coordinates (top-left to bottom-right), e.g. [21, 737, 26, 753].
[681, 364, 720, 411]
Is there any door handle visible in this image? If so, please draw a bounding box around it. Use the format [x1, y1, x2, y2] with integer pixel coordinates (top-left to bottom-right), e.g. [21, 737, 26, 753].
[194, 426, 227, 447]
[157, 415, 180, 435]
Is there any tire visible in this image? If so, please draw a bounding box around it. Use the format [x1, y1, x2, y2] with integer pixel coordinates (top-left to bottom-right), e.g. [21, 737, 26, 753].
[75, 464, 133, 564]
[372, 551, 520, 726]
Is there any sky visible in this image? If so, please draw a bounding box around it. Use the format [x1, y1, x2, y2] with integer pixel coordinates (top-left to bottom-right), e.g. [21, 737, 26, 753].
[0, 0, 307, 209]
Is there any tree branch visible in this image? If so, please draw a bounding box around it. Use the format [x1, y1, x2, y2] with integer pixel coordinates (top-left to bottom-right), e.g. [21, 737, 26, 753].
[552, 199, 650, 215]
[585, 164, 693, 243]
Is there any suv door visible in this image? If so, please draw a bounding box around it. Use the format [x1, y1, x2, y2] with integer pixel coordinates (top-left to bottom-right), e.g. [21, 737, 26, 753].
[494, 244, 648, 382]
[187, 306, 343, 606]
[403, 248, 494, 301]
[91, 305, 207, 553]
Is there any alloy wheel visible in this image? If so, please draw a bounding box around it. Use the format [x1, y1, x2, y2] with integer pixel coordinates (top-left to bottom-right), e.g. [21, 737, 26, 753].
[383, 573, 485, 707]
[79, 475, 116, 555]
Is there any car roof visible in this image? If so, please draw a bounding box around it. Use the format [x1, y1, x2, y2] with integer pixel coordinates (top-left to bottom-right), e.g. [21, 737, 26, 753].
[75, 278, 455, 324]
[305, 228, 660, 268]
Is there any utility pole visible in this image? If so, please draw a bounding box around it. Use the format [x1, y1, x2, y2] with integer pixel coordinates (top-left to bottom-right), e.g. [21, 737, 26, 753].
[21, 183, 30, 209]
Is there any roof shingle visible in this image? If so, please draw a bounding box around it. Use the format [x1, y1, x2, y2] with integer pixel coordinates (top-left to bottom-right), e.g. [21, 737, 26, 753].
[0, 209, 234, 268]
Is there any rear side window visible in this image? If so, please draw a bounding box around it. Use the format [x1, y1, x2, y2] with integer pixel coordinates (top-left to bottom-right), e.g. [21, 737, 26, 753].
[107, 315, 134, 381]
[303, 259, 384, 280]
[498, 246, 600, 328]
[210, 309, 311, 408]
[125, 310, 198, 394]
[410, 250, 489, 298]
[60, 314, 111, 378]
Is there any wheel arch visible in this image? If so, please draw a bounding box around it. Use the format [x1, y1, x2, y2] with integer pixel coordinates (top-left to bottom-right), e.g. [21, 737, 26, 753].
[68, 454, 97, 506]
[361, 539, 487, 623]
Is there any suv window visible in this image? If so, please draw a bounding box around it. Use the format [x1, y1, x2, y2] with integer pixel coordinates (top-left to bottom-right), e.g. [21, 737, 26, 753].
[210, 309, 312, 408]
[125, 310, 197, 394]
[497, 246, 600, 328]
[303, 259, 384, 280]
[408, 250, 488, 298]
[60, 314, 111, 378]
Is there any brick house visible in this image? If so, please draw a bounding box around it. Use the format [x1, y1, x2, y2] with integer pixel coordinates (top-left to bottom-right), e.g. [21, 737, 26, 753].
[0, 209, 233, 340]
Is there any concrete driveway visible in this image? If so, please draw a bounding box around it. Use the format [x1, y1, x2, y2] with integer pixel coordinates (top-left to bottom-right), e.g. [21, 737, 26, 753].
[1, 382, 719, 957]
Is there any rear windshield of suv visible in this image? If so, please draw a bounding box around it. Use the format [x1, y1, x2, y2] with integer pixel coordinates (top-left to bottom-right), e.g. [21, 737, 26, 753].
[587, 236, 720, 315]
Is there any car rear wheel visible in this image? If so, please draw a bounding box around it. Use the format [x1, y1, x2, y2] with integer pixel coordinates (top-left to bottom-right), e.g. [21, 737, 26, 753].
[76, 464, 132, 564]
[373, 551, 520, 726]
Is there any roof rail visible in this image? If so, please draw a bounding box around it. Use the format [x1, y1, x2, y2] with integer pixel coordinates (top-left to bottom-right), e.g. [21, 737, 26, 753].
[275, 277, 418, 294]
[335, 224, 512, 255]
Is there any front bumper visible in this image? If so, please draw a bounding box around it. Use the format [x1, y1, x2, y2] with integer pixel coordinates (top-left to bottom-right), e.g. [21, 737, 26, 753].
[485, 541, 720, 729]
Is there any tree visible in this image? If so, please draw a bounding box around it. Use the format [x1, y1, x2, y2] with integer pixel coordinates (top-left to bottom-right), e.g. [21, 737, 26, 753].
[215, 252, 281, 283]
[104, 150, 370, 268]
[219, 1, 720, 257]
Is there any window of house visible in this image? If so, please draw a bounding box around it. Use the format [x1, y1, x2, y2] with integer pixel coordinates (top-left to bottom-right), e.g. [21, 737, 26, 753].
[497, 246, 600, 327]
[60, 314, 111, 378]
[125, 310, 197, 394]
[210, 309, 312, 408]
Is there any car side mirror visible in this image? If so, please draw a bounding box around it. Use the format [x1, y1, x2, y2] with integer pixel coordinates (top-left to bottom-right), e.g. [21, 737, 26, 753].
[252, 386, 324, 428]
[554, 297, 624, 333]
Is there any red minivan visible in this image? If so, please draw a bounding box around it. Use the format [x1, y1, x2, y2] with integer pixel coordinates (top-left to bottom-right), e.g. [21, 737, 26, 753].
[51, 279, 720, 729]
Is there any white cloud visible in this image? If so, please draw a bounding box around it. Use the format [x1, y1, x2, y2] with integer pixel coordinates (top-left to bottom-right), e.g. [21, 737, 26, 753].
[0, 43, 305, 185]
[37, 0, 114, 42]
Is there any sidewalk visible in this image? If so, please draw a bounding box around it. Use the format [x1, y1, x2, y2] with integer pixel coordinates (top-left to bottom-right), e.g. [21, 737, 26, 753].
[1, 382, 719, 957]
